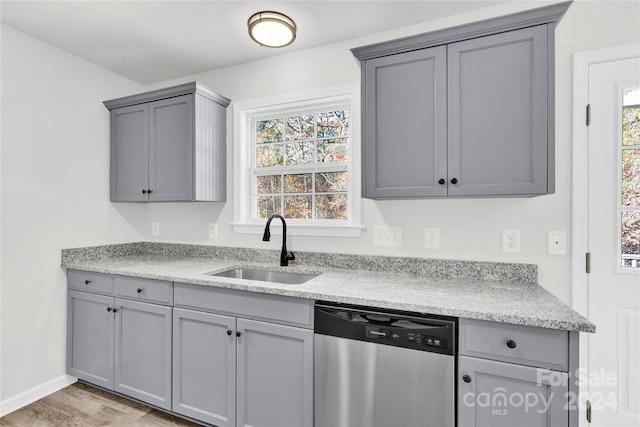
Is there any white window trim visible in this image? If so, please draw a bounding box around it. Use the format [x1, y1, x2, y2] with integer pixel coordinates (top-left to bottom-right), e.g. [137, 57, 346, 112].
[231, 85, 363, 237]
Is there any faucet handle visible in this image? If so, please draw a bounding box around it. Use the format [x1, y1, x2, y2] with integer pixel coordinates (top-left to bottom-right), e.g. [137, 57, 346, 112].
[288, 252, 295, 261]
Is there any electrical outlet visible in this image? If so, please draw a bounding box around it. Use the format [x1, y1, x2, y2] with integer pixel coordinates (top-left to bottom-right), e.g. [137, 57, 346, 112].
[151, 222, 160, 237]
[548, 230, 567, 254]
[502, 229, 520, 253]
[373, 226, 403, 247]
[424, 228, 440, 249]
[208, 223, 218, 239]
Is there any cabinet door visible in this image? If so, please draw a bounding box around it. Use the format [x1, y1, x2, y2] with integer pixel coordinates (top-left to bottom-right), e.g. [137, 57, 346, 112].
[149, 94, 194, 201]
[173, 308, 236, 427]
[114, 298, 172, 410]
[458, 356, 568, 427]
[363, 46, 447, 198]
[110, 103, 149, 202]
[67, 290, 114, 389]
[236, 318, 313, 427]
[448, 25, 549, 196]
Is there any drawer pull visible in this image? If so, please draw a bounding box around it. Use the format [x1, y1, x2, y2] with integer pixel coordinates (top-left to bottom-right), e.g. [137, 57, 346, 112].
[506, 339, 517, 349]
[137, 288, 143, 294]
[84, 280, 91, 285]
[463, 374, 472, 383]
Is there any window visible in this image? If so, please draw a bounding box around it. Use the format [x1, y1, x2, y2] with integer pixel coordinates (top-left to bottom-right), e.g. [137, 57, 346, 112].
[232, 86, 362, 237]
[620, 85, 640, 269]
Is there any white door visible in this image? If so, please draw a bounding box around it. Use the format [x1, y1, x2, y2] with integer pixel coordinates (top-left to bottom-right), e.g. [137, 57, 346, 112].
[587, 55, 640, 426]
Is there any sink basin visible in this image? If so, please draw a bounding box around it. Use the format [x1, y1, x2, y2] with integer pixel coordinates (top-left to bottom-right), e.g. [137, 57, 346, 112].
[207, 268, 319, 285]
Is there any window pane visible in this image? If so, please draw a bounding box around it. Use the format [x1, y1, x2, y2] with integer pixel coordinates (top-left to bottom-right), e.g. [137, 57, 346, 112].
[622, 210, 640, 268]
[317, 139, 349, 163]
[317, 111, 349, 138]
[256, 175, 281, 194]
[316, 194, 348, 220]
[284, 174, 313, 193]
[285, 115, 314, 141]
[623, 86, 640, 147]
[316, 171, 348, 192]
[256, 196, 281, 219]
[285, 141, 315, 165]
[285, 195, 312, 219]
[256, 144, 283, 168]
[622, 150, 640, 206]
[256, 119, 284, 144]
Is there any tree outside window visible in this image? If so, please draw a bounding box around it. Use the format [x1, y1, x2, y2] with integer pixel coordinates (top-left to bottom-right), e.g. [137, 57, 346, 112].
[253, 110, 350, 221]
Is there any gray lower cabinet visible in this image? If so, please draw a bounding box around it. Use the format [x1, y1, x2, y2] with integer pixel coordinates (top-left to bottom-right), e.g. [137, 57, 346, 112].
[458, 356, 567, 427]
[236, 318, 313, 427]
[67, 290, 115, 390]
[67, 271, 173, 411]
[352, 2, 572, 198]
[104, 81, 230, 202]
[173, 283, 314, 427]
[458, 318, 578, 427]
[172, 308, 236, 427]
[114, 298, 172, 410]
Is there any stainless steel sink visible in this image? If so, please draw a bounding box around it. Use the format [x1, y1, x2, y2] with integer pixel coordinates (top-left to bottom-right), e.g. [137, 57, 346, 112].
[207, 267, 319, 284]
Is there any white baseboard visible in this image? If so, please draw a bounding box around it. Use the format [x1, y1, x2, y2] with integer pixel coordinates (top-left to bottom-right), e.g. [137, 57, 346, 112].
[0, 375, 77, 417]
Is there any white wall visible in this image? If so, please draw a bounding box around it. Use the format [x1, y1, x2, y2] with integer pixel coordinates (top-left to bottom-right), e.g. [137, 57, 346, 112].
[139, 0, 640, 303]
[0, 25, 144, 405]
[0, 0, 639, 410]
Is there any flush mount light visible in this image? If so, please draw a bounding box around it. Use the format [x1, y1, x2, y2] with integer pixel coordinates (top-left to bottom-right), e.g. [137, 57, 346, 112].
[248, 11, 296, 48]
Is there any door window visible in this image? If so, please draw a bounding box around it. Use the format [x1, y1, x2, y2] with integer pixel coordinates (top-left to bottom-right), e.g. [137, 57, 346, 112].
[620, 86, 640, 270]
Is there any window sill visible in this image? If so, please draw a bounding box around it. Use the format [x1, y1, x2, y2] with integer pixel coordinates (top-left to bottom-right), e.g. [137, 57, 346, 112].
[231, 222, 365, 238]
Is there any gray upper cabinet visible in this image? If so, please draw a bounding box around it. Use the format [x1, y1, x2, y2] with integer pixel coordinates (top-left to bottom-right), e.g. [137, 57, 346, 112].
[110, 104, 149, 201]
[447, 26, 549, 197]
[104, 82, 230, 202]
[352, 2, 572, 199]
[363, 46, 447, 198]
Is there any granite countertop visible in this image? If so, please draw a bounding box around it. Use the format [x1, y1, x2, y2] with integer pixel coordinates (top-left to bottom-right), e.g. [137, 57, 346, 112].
[61, 242, 595, 333]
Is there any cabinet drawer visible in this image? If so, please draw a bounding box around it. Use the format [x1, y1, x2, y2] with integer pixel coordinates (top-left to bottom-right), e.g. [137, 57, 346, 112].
[68, 270, 114, 295]
[174, 283, 313, 329]
[115, 276, 173, 306]
[459, 319, 568, 371]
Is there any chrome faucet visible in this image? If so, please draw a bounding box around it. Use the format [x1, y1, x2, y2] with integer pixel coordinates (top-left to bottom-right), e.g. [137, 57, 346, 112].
[262, 214, 295, 266]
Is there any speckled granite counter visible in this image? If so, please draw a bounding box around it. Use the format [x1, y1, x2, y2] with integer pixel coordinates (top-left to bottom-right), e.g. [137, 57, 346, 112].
[61, 242, 594, 333]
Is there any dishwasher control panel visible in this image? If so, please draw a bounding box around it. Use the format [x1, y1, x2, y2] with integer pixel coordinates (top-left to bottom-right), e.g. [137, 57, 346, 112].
[315, 302, 456, 355]
[365, 325, 449, 351]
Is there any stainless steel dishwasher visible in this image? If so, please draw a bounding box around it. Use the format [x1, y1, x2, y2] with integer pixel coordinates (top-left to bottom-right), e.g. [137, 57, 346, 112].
[314, 302, 456, 427]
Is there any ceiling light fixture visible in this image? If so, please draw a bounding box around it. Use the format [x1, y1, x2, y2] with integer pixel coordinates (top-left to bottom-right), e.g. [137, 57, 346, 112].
[248, 11, 296, 48]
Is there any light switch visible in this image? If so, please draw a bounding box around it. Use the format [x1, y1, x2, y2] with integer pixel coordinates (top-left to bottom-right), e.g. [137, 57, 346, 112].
[548, 231, 567, 254]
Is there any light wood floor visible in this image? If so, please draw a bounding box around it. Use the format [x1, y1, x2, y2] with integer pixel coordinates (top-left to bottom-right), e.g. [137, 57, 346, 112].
[0, 382, 202, 426]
